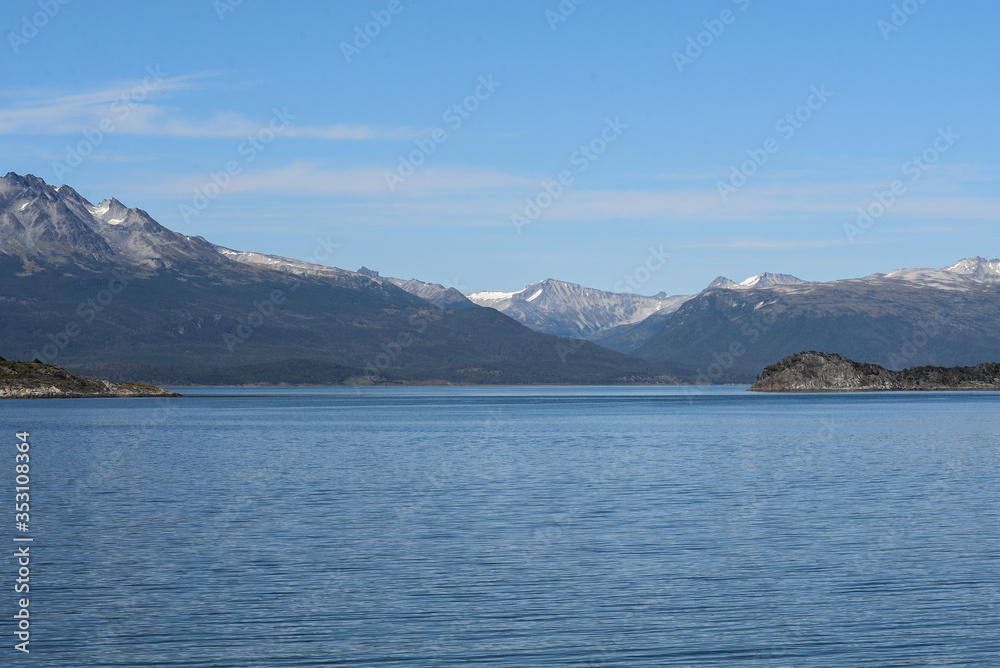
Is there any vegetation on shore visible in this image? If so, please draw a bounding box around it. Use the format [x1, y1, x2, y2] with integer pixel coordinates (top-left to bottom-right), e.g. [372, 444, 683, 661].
[0, 356, 181, 399]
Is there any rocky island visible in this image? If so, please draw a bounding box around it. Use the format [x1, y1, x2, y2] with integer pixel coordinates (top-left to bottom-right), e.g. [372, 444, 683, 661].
[0, 357, 181, 399]
[750, 351, 1000, 392]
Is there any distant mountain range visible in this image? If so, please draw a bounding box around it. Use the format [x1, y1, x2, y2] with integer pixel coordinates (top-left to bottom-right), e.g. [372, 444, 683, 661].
[464, 262, 1000, 382]
[467, 272, 807, 353]
[2, 171, 998, 385]
[0, 172, 682, 385]
[635, 257, 1000, 382]
[467, 279, 689, 339]
[705, 272, 807, 291]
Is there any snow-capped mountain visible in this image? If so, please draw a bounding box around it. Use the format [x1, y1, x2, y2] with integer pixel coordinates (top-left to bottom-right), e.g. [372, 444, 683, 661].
[0, 172, 227, 270]
[840, 257, 1000, 291]
[705, 272, 807, 291]
[0, 172, 472, 306]
[467, 271, 808, 341]
[1, 172, 663, 386]
[944, 256, 1000, 281]
[7, 172, 1000, 384]
[637, 256, 1000, 381]
[705, 276, 739, 290]
[467, 279, 690, 339]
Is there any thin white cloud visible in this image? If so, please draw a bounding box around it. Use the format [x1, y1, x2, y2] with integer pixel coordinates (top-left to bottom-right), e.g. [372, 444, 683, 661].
[143, 114, 417, 140]
[890, 197, 1000, 220]
[0, 73, 206, 134]
[652, 170, 727, 181]
[0, 73, 415, 141]
[152, 162, 536, 199]
[681, 239, 849, 249]
[537, 175, 1000, 223]
[113, 152, 1000, 232]
[140, 160, 1000, 228]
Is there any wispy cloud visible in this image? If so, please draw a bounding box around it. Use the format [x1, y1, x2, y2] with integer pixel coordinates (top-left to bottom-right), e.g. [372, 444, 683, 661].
[538, 176, 1000, 223]
[124, 154, 1000, 232]
[681, 239, 849, 249]
[652, 170, 727, 181]
[151, 162, 536, 199]
[0, 72, 416, 141]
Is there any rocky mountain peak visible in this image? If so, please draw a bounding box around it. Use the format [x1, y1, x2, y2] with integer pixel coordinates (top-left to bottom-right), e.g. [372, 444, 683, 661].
[705, 276, 737, 290]
[467, 278, 690, 339]
[943, 256, 1000, 281]
[704, 272, 805, 291]
[739, 272, 806, 289]
[0, 172, 226, 270]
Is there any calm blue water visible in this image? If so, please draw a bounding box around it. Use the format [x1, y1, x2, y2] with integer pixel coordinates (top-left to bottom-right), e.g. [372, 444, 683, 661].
[4, 387, 999, 666]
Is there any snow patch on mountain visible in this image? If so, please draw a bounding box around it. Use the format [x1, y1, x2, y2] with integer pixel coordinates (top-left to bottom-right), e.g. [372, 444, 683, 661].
[943, 256, 1000, 281]
[880, 258, 1000, 289]
[706, 276, 738, 290]
[213, 245, 349, 278]
[0, 172, 226, 270]
[469, 290, 517, 303]
[738, 272, 806, 289]
[708, 272, 806, 291]
[467, 278, 690, 339]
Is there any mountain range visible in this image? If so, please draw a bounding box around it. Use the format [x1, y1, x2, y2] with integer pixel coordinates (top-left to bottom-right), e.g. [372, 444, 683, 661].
[2, 171, 998, 385]
[465, 262, 1000, 383]
[467, 280, 689, 340]
[0, 172, 682, 385]
[634, 256, 1000, 382]
[464, 273, 807, 353]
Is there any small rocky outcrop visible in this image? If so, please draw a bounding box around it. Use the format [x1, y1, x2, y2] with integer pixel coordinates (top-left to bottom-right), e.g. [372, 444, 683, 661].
[0, 357, 181, 399]
[750, 351, 1000, 392]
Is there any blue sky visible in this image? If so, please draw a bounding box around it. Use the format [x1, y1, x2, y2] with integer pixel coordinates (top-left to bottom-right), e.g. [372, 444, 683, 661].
[3, 0, 999, 295]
